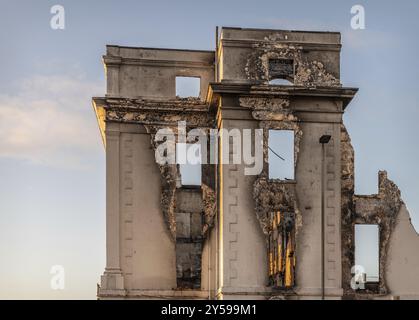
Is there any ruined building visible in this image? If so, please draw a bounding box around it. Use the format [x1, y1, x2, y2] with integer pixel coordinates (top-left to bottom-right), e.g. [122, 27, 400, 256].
[92, 27, 419, 299]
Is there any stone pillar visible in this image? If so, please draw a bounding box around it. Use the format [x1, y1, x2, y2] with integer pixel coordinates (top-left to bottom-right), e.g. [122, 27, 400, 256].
[216, 108, 270, 300]
[293, 106, 343, 299]
[323, 124, 343, 298]
[100, 127, 125, 293]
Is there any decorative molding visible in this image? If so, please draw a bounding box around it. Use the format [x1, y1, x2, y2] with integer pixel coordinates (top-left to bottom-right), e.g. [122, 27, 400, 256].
[221, 38, 341, 51]
[122, 134, 134, 280]
[103, 52, 214, 69]
[239, 97, 295, 121]
[227, 164, 239, 285]
[104, 98, 214, 128]
[244, 42, 341, 88]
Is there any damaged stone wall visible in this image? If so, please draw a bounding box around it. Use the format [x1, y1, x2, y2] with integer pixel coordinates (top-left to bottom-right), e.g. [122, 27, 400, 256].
[146, 125, 216, 289]
[104, 96, 217, 289]
[341, 124, 404, 298]
[240, 95, 303, 290]
[244, 37, 341, 88]
[98, 27, 413, 300]
[341, 124, 356, 296]
[146, 125, 217, 241]
[239, 97, 303, 169]
[175, 188, 204, 289]
[239, 37, 339, 292]
[353, 172, 403, 295]
[253, 179, 299, 289]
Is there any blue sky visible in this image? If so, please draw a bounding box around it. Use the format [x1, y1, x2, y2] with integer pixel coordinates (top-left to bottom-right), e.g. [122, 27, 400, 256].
[0, 0, 418, 299]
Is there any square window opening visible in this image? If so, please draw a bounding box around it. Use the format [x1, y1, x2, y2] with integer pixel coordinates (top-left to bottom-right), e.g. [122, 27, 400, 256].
[269, 78, 293, 85]
[268, 130, 294, 180]
[176, 76, 200, 98]
[268, 58, 294, 84]
[355, 224, 379, 284]
[176, 143, 202, 186]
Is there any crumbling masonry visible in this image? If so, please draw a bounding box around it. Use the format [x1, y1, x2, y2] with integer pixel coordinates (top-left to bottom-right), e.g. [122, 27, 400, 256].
[93, 27, 419, 299]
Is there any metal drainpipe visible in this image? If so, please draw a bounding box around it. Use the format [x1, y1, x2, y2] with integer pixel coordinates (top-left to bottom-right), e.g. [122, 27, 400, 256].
[321, 143, 325, 300]
[319, 135, 331, 300]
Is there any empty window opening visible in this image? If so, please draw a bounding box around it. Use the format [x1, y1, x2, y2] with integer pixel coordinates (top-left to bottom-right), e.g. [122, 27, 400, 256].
[176, 76, 200, 98]
[176, 143, 202, 186]
[268, 211, 296, 288]
[355, 224, 379, 283]
[269, 78, 294, 85]
[268, 58, 294, 84]
[268, 130, 294, 180]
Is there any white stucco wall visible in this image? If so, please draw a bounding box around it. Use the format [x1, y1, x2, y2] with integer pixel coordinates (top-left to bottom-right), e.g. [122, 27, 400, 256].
[386, 204, 419, 299]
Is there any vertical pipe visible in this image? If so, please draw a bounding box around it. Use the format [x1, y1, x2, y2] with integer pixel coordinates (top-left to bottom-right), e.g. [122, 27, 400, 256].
[319, 134, 330, 299]
[321, 143, 325, 300]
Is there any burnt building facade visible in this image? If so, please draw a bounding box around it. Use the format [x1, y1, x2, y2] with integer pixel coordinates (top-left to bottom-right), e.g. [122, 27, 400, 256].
[92, 27, 419, 299]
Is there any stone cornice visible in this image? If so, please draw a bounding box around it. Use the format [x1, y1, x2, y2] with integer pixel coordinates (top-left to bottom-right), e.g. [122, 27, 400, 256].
[103, 97, 209, 110]
[207, 83, 358, 110]
[92, 97, 214, 142]
[220, 38, 342, 51]
[103, 55, 214, 69]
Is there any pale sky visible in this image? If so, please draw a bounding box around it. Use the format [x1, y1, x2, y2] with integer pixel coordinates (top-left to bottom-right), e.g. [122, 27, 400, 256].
[0, 0, 418, 299]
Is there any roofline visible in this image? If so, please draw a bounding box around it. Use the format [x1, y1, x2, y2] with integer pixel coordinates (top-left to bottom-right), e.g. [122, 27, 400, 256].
[106, 44, 214, 54]
[220, 26, 341, 35]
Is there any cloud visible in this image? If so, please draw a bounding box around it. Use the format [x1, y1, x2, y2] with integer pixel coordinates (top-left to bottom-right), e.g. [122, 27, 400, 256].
[0, 74, 104, 169]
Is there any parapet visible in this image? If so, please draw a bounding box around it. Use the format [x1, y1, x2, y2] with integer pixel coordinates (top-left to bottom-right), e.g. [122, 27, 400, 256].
[217, 27, 341, 85]
[103, 45, 215, 100]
